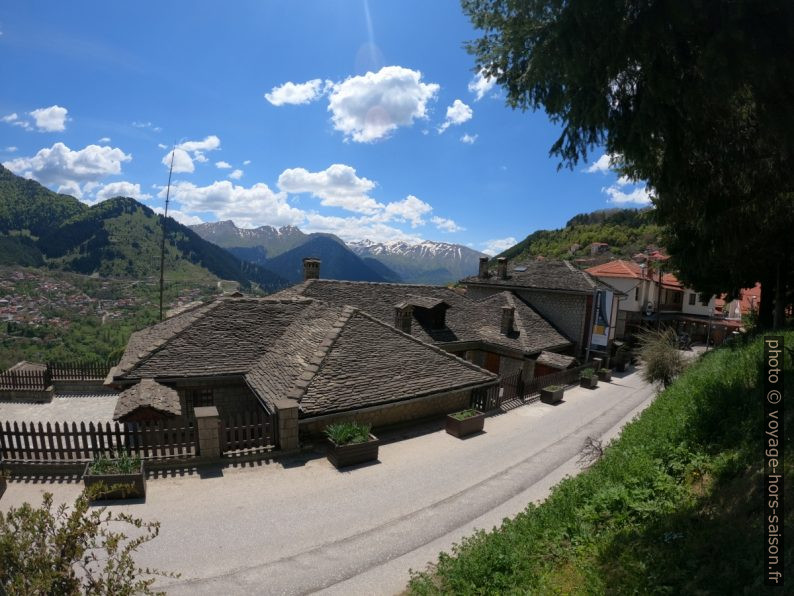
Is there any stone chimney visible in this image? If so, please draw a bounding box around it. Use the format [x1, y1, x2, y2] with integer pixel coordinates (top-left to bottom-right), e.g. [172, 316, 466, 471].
[394, 304, 413, 334]
[478, 256, 489, 278]
[497, 257, 508, 280]
[500, 306, 515, 335]
[302, 258, 320, 281]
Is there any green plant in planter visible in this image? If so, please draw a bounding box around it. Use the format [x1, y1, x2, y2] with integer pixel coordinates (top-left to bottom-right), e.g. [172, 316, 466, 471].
[88, 450, 141, 475]
[449, 409, 481, 421]
[324, 421, 372, 446]
[543, 384, 564, 392]
[580, 368, 595, 379]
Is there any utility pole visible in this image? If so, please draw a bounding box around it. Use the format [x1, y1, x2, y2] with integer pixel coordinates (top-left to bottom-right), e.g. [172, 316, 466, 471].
[159, 145, 176, 321]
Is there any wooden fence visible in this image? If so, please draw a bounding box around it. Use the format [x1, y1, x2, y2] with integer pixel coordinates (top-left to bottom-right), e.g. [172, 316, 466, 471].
[0, 369, 51, 391]
[221, 410, 275, 453]
[0, 360, 116, 392]
[471, 364, 591, 412]
[0, 419, 196, 464]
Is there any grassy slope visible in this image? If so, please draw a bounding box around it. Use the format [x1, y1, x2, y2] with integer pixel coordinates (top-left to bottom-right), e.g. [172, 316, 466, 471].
[408, 333, 793, 594]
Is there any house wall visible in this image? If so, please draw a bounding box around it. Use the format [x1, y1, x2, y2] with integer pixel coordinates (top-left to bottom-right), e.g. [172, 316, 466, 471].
[681, 290, 718, 317]
[462, 349, 532, 379]
[173, 379, 261, 420]
[298, 388, 475, 436]
[598, 277, 643, 312]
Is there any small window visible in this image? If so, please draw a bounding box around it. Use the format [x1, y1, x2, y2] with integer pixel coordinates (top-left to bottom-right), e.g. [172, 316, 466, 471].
[184, 387, 214, 408]
[689, 293, 696, 306]
[634, 287, 639, 301]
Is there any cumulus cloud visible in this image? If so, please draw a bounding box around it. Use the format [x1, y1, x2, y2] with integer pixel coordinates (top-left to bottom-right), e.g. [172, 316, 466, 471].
[380, 195, 432, 227]
[277, 163, 381, 214]
[468, 70, 496, 101]
[2, 113, 18, 123]
[98, 137, 111, 143]
[3, 142, 131, 195]
[29, 105, 68, 132]
[584, 153, 623, 174]
[4, 146, 17, 152]
[482, 237, 517, 256]
[95, 181, 152, 202]
[161, 135, 221, 173]
[431, 215, 464, 232]
[602, 184, 652, 205]
[460, 133, 478, 144]
[160, 180, 304, 228]
[242, 159, 251, 165]
[327, 66, 439, 142]
[152, 207, 204, 226]
[228, 169, 243, 180]
[177, 135, 220, 154]
[215, 160, 232, 169]
[265, 79, 331, 106]
[2, 113, 31, 130]
[162, 148, 194, 173]
[438, 99, 473, 133]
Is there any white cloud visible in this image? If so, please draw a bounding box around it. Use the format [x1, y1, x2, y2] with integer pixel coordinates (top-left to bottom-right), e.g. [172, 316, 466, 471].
[193, 153, 208, 163]
[603, 184, 652, 205]
[616, 175, 632, 187]
[95, 181, 152, 202]
[2, 113, 31, 130]
[585, 153, 623, 174]
[265, 79, 331, 106]
[177, 135, 220, 154]
[460, 133, 478, 144]
[152, 207, 204, 226]
[438, 99, 473, 133]
[57, 181, 84, 198]
[243, 159, 251, 165]
[29, 105, 68, 132]
[327, 66, 439, 142]
[431, 215, 464, 233]
[380, 195, 432, 227]
[215, 160, 232, 169]
[162, 148, 194, 173]
[278, 163, 381, 214]
[160, 180, 304, 228]
[4, 146, 17, 152]
[482, 237, 517, 256]
[468, 70, 496, 101]
[228, 169, 243, 180]
[2, 113, 18, 123]
[3, 142, 131, 194]
[98, 137, 111, 143]
[157, 143, 168, 149]
[132, 121, 161, 132]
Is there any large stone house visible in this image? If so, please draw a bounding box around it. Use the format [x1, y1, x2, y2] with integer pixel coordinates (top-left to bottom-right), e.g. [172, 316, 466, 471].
[459, 257, 622, 360]
[106, 296, 497, 432]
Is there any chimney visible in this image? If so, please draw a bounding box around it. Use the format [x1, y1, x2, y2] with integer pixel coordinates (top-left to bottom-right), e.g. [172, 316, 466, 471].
[394, 304, 413, 334]
[500, 306, 515, 335]
[302, 258, 320, 281]
[497, 257, 508, 280]
[478, 256, 489, 278]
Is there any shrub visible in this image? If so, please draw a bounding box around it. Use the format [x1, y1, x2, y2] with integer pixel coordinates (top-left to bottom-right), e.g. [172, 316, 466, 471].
[449, 409, 481, 421]
[324, 421, 372, 445]
[87, 450, 141, 475]
[543, 384, 564, 392]
[638, 327, 686, 388]
[0, 489, 176, 594]
[580, 367, 595, 379]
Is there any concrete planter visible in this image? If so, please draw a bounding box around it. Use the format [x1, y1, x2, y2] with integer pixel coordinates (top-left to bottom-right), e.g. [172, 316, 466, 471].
[83, 461, 146, 501]
[445, 410, 486, 438]
[540, 386, 565, 404]
[597, 369, 612, 382]
[580, 375, 599, 389]
[327, 434, 379, 468]
[0, 475, 6, 500]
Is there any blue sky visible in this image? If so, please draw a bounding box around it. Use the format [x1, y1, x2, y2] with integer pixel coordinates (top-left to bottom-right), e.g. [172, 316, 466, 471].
[0, 0, 648, 255]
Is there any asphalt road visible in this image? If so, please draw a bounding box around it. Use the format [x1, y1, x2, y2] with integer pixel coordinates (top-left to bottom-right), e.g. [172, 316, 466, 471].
[2, 368, 656, 595]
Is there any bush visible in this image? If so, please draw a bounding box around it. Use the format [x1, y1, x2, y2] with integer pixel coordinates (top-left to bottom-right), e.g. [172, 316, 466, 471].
[580, 367, 595, 379]
[0, 489, 176, 594]
[324, 421, 372, 445]
[87, 450, 141, 475]
[543, 384, 564, 392]
[638, 328, 686, 388]
[449, 409, 481, 421]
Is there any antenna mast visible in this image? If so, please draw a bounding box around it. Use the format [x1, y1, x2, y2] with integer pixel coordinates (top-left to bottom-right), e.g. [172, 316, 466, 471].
[159, 145, 176, 321]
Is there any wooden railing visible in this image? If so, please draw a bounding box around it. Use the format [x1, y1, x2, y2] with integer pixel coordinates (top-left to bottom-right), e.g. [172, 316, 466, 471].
[0, 369, 51, 391]
[471, 364, 592, 412]
[48, 359, 115, 381]
[220, 410, 274, 454]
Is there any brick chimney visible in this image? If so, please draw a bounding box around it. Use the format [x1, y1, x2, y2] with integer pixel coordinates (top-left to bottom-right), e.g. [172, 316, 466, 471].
[302, 258, 320, 281]
[394, 304, 413, 334]
[497, 257, 508, 280]
[501, 306, 515, 335]
[478, 256, 489, 278]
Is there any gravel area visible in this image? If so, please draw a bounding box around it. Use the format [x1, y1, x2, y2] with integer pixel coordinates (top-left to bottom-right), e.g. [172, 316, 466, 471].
[0, 393, 119, 425]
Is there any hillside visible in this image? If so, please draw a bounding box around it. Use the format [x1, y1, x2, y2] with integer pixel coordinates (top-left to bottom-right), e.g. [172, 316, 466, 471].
[497, 208, 663, 264]
[0, 166, 285, 291]
[190, 220, 309, 258]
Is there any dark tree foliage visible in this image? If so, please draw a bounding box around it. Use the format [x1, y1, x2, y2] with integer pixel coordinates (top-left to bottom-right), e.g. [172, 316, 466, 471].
[462, 0, 794, 327]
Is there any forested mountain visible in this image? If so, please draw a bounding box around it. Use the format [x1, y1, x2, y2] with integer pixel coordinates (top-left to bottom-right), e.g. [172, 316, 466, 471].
[0, 165, 285, 290]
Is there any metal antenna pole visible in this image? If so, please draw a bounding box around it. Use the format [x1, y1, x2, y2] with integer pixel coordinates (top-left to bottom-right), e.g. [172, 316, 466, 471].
[159, 144, 176, 321]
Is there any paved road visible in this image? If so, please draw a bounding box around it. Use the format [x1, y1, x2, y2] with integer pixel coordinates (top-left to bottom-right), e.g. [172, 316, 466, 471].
[2, 368, 655, 595]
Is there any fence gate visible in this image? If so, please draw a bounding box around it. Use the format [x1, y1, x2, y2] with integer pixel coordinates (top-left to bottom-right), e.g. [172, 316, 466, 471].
[220, 409, 275, 454]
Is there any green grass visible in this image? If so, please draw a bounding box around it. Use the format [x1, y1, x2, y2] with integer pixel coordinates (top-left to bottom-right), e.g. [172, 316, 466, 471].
[87, 451, 141, 475]
[449, 409, 482, 421]
[408, 332, 793, 594]
[324, 421, 372, 445]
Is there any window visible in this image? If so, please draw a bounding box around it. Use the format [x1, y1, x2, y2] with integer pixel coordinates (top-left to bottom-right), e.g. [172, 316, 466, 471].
[184, 387, 214, 408]
[635, 287, 639, 301]
[689, 293, 696, 305]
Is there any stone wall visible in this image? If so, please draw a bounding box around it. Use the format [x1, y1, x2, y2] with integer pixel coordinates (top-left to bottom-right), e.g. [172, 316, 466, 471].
[298, 389, 473, 437]
[515, 290, 588, 354]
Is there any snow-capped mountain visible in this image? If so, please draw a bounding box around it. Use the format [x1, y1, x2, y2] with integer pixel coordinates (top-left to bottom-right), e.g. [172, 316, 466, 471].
[348, 240, 487, 284]
[190, 220, 309, 258]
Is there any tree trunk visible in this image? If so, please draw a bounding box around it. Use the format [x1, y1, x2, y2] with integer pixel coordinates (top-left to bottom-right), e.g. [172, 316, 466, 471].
[759, 276, 774, 329]
[773, 262, 786, 330]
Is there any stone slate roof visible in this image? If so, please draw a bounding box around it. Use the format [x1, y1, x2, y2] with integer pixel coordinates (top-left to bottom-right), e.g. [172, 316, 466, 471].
[113, 378, 181, 420]
[274, 280, 571, 355]
[536, 351, 578, 370]
[461, 259, 621, 294]
[112, 296, 496, 418]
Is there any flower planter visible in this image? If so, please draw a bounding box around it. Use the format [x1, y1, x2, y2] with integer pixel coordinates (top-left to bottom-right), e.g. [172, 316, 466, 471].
[579, 375, 598, 389]
[83, 461, 146, 501]
[539, 386, 565, 404]
[327, 434, 379, 468]
[597, 369, 612, 382]
[445, 410, 486, 438]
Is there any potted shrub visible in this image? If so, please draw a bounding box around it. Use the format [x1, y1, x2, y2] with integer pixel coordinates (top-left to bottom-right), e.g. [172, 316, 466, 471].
[445, 408, 486, 438]
[539, 384, 565, 404]
[579, 368, 598, 389]
[597, 368, 612, 382]
[83, 451, 145, 501]
[324, 421, 379, 468]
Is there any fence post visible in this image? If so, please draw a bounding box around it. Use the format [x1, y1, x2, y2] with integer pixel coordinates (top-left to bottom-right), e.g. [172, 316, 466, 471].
[274, 399, 299, 451]
[194, 406, 222, 459]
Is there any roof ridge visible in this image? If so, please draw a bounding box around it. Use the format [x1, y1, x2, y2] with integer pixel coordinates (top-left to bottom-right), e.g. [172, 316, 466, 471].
[284, 304, 358, 402]
[353, 309, 498, 380]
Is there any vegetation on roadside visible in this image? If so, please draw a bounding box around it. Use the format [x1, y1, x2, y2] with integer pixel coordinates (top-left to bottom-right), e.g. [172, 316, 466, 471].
[408, 332, 793, 594]
[638, 327, 687, 389]
[87, 451, 142, 475]
[324, 421, 372, 445]
[0, 489, 176, 594]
